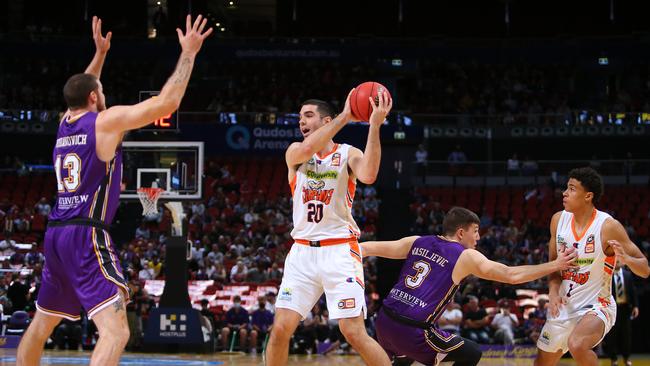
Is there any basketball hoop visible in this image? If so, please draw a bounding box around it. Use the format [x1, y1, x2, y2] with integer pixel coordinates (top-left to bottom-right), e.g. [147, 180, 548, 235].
[137, 187, 165, 217]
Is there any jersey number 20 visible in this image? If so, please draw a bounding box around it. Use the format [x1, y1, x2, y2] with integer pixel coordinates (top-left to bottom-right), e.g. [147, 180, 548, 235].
[55, 153, 82, 192]
[307, 203, 323, 223]
[405, 260, 431, 289]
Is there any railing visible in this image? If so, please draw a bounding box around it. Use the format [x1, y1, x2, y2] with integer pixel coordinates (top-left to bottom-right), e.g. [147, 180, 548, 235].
[409, 159, 650, 180]
[3, 108, 650, 127]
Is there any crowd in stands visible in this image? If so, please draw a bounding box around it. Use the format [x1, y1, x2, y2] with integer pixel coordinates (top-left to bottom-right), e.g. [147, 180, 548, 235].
[4, 51, 650, 124]
[1, 155, 649, 351]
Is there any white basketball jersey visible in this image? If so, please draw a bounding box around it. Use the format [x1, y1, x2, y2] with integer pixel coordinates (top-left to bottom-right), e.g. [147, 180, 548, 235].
[555, 209, 615, 320]
[290, 143, 360, 241]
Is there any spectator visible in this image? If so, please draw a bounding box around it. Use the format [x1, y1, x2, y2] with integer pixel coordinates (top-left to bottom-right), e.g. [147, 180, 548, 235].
[462, 295, 491, 344]
[221, 296, 252, 352]
[34, 197, 51, 216]
[265, 292, 277, 314]
[7, 274, 29, 314]
[135, 222, 150, 240]
[53, 318, 82, 350]
[507, 153, 520, 175]
[491, 300, 519, 345]
[524, 298, 547, 344]
[415, 144, 428, 181]
[0, 232, 16, 257]
[447, 145, 467, 166]
[199, 298, 218, 341]
[250, 296, 274, 354]
[438, 302, 463, 335]
[230, 260, 248, 283]
[267, 262, 283, 282]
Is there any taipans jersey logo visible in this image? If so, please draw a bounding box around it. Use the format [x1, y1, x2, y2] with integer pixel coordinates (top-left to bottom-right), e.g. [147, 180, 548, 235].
[307, 180, 325, 190]
[562, 270, 591, 285]
[302, 186, 334, 204]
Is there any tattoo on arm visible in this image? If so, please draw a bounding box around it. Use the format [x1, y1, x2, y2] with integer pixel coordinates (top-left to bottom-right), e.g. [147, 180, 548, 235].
[172, 57, 192, 84]
[113, 298, 124, 313]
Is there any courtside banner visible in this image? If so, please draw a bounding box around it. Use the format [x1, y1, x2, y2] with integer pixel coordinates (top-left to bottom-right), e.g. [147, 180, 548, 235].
[144, 307, 204, 344]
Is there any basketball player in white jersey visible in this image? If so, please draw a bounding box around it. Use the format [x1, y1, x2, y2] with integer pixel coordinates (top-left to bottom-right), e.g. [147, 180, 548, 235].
[535, 167, 649, 366]
[265, 90, 393, 366]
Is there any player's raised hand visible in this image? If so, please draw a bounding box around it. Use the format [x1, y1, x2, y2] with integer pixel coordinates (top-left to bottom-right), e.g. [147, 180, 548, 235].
[368, 90, 392, 127]
[92, 16, 112, 54]
[342, 88, 361, 122]
[177, 15, 213, 55]
[554, 246, 579, 271]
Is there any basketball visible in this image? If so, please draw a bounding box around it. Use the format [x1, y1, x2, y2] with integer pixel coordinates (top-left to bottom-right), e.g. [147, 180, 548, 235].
[350, 81, 392, 121]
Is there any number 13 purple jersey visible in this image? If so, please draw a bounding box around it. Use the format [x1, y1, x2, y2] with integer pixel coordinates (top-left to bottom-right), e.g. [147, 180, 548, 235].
[382, 235, 466, 323]
[49, 112, 122, 224]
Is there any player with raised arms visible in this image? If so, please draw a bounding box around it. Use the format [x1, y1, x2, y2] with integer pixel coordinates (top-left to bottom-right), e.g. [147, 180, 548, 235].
[266, 89, 393, 365]
[16, 15, 212, 366]
[534, 167, 649, 366]
[360, 206, 579, 366]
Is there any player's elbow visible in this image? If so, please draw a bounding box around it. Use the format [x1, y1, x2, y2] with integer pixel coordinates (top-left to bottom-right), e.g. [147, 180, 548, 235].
[357, 171, 378, 185]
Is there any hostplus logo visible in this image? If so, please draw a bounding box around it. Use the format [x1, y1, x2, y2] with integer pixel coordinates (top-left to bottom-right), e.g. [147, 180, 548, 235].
[160, 313, 187, 337]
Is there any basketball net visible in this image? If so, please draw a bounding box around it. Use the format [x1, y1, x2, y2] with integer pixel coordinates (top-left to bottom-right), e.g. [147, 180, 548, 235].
[137, 187, 164, 218]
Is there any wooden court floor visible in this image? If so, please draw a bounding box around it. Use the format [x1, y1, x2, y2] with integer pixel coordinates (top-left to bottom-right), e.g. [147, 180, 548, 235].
[0, 349, 649, 365]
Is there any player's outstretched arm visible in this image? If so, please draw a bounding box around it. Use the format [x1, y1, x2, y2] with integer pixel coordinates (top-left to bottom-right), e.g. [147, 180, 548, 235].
[603, 218, 650, 278]
[286, 90, 356, 167]
[454, 246, 578, 285]
[96, 15, 212, 134]
[84, 16, 112, 79]
[348, 91, 392, 184]
[360, 236, 419, 259]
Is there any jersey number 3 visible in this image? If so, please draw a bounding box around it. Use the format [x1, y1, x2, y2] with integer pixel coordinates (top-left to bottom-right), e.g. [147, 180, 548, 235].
[307, 203, 323, 223]
[55, 153, 82, 192]
[405, 260, 431, 289]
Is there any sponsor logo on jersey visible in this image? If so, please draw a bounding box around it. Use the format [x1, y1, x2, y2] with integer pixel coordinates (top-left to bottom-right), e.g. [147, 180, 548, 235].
[585, 234, 595, 253]
[279, 287, 292, 302]
[575, 258, 594, 266]
[573, 242, 579, 249]
[562, 270, 590, 285]
[346, 277, 354, 283]
[306, 170, 338, 180]
[337, 298, 356, 309]
[302, 187, 334, 204]
[539, 331, 551, 345]
[331, 153, 341, 167]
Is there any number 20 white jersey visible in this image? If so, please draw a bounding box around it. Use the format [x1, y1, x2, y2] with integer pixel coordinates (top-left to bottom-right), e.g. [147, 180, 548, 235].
[290, 143, 361, 241]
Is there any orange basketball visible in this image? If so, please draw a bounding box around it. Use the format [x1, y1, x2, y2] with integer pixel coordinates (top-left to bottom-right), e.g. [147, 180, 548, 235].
[349, 81, 392, 121]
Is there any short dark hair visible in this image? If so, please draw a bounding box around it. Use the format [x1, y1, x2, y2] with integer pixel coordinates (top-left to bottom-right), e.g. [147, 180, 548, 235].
[568, 167, 604, 204]
[301, 99, 335, 119]
[442, 207, 480, 236]
[63, 73, 99, 109]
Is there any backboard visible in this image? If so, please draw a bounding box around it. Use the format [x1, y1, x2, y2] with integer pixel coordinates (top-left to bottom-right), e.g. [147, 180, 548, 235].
[120, 141, 203, 200]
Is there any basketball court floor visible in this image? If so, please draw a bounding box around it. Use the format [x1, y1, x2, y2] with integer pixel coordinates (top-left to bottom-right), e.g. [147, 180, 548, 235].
[1, 349, 649, 365]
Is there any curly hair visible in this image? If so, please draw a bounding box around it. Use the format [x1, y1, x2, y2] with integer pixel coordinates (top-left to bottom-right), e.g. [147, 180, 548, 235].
[568, 167, 604, 204]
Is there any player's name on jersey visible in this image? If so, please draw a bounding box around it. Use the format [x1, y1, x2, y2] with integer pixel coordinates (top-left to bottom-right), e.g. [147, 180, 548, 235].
[411, 247, 449, 267]
[55, 134, 88, 148]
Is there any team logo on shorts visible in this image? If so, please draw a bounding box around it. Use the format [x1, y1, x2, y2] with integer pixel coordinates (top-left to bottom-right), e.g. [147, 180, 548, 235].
[338, 298, 356, 310]
[279, 287, 292, 302]
[346, 277, 354, 283]
[585, 234, 595, 253]
[331, 153, 341, 167]
[539, 331, 551, 345]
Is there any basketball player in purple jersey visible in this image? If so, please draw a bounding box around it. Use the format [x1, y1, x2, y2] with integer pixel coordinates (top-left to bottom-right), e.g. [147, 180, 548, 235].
[16, 15, 212, 366]
[361, 207, 579, 366]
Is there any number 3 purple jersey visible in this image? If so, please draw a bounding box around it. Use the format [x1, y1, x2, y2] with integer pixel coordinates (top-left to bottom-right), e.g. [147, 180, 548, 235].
[49, 112, 122, 224]
[382, 235, 465, 323]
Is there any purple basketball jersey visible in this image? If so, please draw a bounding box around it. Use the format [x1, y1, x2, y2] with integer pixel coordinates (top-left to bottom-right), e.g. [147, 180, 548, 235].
[49, 112, 122, 224]
[382, 235, 465, 323]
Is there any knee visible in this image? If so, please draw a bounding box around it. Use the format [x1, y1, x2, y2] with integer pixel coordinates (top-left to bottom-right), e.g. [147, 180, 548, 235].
[221, 327, 231, 336]
[338, 322, 366, 345]
[240, 328, 248, 337]
[269, 322, 294, 342]
[567, 337, 590, 356]
[101, 326, 129, 346]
